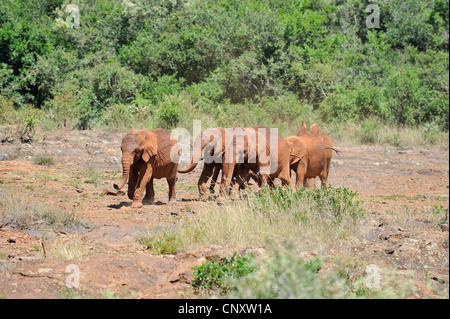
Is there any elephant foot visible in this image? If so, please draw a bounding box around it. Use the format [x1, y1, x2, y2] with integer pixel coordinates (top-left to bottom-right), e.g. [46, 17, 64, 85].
[142, 197, 155, 205]
[131, 201, 143, 209]
[216, 196, 228, 204]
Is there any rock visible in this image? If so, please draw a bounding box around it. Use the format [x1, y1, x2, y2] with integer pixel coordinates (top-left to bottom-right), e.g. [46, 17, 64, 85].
[103, 188, 125, 196]
[170, 211, 179, 216]
[430, 271, 448, 284]
[417, 169, 433, 176]
[7, 237, 16, 244]
[105, 156, 120, 164]
[76, 188, 83, 193]
[0, 154, 10, 161]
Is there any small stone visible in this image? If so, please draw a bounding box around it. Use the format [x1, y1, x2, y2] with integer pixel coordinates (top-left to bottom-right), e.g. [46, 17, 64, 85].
[7, 237, 16, 244]
[170, 211, 179, 216]
[103, 188, 125, 196]
[76, 189, 83, 193]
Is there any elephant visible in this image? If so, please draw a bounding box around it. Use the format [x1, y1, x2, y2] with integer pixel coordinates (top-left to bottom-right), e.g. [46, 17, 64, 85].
[178, 126, 294, 200]
[286, 123, 337, 189]
[113, 128, 180, 208]
[177, 127, 227, 200]
[219, 125, 294, 197]
[208, 164, 259, 195]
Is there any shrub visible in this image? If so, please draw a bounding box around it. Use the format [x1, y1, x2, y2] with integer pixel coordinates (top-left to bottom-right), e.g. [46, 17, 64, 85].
[33, 155, 55, 166]
[228, 246, 352, 299]
[228, 245, 415, 299]
[192, 252, 256, 295]
[137, 229, 182, 255]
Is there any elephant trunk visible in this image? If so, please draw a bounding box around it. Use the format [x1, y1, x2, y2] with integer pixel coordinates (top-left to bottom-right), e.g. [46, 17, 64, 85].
[114, 153, 133, 190]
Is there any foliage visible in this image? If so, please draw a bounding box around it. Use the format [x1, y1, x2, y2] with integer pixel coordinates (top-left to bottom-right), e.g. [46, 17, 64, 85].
[137, 229, 182, 255]
[256, 186, 366, 223]
[0, 0, 448, 134]
[191, 252, 256, 295]
[228, 244, 414, 299]
[33, 155, 55, 166]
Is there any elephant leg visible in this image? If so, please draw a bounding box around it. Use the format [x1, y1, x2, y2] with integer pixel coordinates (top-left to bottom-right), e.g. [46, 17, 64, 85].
[219, 162, 236, 199]
[167, 177, 176, 203]
[319, 166, 329, 190]
[230, 165, 247, 199]
[293, 163, 305, 189]
[209, 165, 221, 194]
[127, 165, 139, 200]
[278, 173, 295, 191]
[143, 177, 155, 204]
[279, 161, 295, 191]
[259, 173, 269, 189]
[198, 163, 214, 201]
[304, 178, 315, 189]
[132, 164, 153, 208]
[239, 166, 254, 190]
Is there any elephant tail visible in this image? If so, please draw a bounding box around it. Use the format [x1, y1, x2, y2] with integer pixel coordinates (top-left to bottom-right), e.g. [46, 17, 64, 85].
[325, 147, 341, 156]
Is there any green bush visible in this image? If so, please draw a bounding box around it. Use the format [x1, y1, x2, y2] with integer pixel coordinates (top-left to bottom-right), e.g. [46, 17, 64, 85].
[228, 246, 352, 299]
[33, 155, 55, 166]
[228, 245, 414, 299]
[192, 252, 256, 295]
[255, 186, 366, 224]
[0, 0, 447, 134]
[138, 229, 182, 255]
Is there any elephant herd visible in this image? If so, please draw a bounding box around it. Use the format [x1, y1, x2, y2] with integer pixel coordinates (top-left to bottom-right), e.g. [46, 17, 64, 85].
[113, 124, 338, 208]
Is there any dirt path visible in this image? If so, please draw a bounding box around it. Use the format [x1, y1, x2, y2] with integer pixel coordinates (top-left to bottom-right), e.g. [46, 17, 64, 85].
[0, 129, 448, 298]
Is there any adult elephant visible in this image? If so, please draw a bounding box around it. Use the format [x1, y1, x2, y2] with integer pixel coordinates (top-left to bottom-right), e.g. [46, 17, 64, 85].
[114, 128, 180, 208]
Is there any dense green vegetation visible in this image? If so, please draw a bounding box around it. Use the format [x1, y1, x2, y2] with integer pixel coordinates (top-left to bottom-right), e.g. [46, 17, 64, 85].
[0, 0, 448, 137]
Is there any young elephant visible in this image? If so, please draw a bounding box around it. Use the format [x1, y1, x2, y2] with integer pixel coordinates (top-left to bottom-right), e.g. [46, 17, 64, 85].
[287, 124, 337, 189]
[114, 128, 180, 208]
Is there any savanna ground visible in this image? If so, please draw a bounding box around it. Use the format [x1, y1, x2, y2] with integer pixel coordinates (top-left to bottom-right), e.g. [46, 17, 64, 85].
[0, 126, 448, 299]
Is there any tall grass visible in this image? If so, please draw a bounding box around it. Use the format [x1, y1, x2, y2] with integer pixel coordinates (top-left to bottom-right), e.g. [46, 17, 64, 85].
[0, 195, 81, 232]
[138, 187, 366, 254]
[322, 120, 449, 150]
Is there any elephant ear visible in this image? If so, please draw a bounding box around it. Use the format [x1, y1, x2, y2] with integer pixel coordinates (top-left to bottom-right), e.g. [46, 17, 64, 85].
[310, 123, 322, 137]
[297, 123, 307, 136]
[142, 131, 158, 162]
